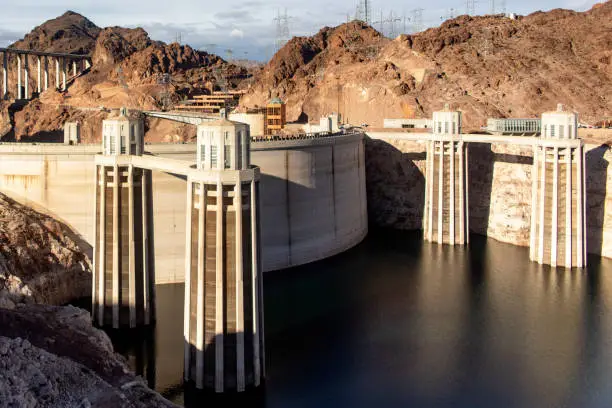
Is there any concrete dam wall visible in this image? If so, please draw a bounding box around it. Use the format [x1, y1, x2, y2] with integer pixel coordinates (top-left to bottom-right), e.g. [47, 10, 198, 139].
[0, 134, 368, 283]
[365, 136, 612, 259]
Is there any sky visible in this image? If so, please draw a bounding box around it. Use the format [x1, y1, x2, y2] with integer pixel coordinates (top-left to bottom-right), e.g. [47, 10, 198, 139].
[0, 0, 603, 61]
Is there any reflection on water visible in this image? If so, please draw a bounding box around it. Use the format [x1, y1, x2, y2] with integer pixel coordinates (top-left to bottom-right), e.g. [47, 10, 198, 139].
[109, 230, 612, 408]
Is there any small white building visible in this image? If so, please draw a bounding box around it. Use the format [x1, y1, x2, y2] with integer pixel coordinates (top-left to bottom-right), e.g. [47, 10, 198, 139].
[102, 108, 144, 155]
[383, 118, 433, 129]
[196, 118, 250, 170]
[304, 113, 342, 134]
[541, 104, 578, 139]
[63, 122, 80, 145]
[433, 107, 461, 135]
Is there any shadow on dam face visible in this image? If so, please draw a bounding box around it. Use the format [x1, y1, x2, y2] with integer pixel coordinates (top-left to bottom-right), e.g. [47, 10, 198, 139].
[586, 144, 610, 257]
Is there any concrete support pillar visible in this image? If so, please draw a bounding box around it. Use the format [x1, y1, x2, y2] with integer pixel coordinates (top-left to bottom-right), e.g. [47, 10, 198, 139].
[72, 59, 77, 77]
[55, 58, 60, 90]
[62, 57, 67, 91]
[2, 52, 7, 99]
[85, 59, 91, 70]
[37, 56, 41, 95]
[23, 55, 29, 99]
[530, 142, 586, 268]
[184, 176, 265, 392]
[423, 138, 469, 245]
[92, 164, 155, 328]
[44, 57, 49, 91]
[17, 54, 22, 99]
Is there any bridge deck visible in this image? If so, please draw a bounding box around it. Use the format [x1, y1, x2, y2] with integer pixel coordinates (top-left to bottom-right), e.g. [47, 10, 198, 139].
[0, 47, 91, 59]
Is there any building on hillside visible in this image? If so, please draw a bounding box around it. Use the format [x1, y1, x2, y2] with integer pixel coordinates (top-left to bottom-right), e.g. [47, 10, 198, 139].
[383, 118, 433, 129]
[265, 97, 286, 136]
[486, 118, 541, 135]
[175, 91, 244, 114]
[304, 113, 342, 134]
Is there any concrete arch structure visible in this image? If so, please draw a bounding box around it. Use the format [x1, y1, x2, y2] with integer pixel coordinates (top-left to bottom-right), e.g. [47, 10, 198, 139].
[0, 134, 368, 282]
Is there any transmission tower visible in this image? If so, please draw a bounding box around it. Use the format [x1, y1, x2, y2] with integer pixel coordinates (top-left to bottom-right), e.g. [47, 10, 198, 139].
[157, 73, 172, 111]
[274, 8, 291, 53]
[387, 11, 402, 38]
[490, 0, 507, 14]
[356, 0, 372, 24]
[466, 0, 476, 16]
[410, 8, 424, 33]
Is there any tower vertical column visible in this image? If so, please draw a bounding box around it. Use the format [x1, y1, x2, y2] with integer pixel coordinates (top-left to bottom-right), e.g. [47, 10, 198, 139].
[530, 104, 586, 268]
[184, 117, 264, 392]
[55, 58, 60, 90]
[92, 109, 155, 328]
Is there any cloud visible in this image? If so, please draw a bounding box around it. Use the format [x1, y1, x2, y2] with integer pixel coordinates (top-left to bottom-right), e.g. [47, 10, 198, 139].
[230, 29, 244, 39]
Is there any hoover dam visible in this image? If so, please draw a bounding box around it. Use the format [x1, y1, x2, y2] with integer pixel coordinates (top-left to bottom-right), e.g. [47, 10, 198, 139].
[0, 133, 368, 283]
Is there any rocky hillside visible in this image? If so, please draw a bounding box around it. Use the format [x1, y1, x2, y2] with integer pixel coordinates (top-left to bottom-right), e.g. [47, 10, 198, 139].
[0, 192, 91, 308]
[242, 1, 612, 128]
[1, 11, 247, 143]
[0, 304, 176, 407]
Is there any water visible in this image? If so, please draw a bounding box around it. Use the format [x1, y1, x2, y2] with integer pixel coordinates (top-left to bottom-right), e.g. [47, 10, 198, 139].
[107, 230, 612, 408]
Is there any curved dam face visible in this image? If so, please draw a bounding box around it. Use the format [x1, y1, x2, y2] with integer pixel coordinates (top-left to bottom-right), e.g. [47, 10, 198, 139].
[0, 134, 368, 283]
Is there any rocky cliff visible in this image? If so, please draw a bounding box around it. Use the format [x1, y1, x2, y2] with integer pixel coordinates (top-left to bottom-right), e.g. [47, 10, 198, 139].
[366, 137, 612, 258]
[0, 192, 91, 308]
[243, 2, 612, 128]
[0, 304, 177, 407]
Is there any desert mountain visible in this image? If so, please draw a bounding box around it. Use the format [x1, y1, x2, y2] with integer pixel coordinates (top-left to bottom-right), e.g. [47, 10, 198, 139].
[242, 2, 612, 128]
[1, 11, 247, 142]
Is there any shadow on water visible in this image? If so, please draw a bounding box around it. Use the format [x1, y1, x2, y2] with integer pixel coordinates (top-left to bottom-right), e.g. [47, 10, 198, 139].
[586, 144, 610, 256]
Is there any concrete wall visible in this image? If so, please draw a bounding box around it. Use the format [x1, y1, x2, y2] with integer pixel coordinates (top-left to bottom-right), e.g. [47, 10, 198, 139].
[0, 135, 368, 283]
[365, 134, 612, 259]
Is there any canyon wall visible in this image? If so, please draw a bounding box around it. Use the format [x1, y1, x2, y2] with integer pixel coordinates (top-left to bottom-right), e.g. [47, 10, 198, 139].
[365, 136, 612, 259]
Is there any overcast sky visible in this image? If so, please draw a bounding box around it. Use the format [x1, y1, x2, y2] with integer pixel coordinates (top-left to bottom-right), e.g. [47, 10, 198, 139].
[0, 0, 602, 61]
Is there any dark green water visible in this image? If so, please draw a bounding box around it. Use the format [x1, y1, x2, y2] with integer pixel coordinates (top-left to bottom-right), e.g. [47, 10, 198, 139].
[108, 230, 612, 408]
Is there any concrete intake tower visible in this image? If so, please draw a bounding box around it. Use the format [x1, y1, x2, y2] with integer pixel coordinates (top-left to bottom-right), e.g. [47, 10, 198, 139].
[530, 104, 587, 268]
[183, 118, 265, 392]
[92, 109, 155, 328]
[423, 107, 469, 245]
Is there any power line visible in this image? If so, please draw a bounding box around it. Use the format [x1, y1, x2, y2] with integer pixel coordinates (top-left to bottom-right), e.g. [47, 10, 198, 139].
[410, 8, 424, 33]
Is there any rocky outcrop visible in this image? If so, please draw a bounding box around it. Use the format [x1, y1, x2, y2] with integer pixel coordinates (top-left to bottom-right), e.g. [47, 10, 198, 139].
[0, 304, 177, 407]
[9, 11, 100, 54]
[0, 192, 91, 307]
[366, 137, 612, 258]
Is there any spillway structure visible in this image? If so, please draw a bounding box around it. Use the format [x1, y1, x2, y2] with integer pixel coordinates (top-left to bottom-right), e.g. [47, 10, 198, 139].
[423, 106, 469, 245]
[530, 104, 587, 268]
[92, 109, 155, 328]
[183, 118, 265, 392]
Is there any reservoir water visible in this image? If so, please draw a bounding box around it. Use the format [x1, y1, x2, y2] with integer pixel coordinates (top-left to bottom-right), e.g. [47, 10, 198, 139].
[106, 229, 612, 408]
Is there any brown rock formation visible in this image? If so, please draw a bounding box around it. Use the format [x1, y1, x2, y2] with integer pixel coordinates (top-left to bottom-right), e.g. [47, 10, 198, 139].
[243, 2, 612, 128]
